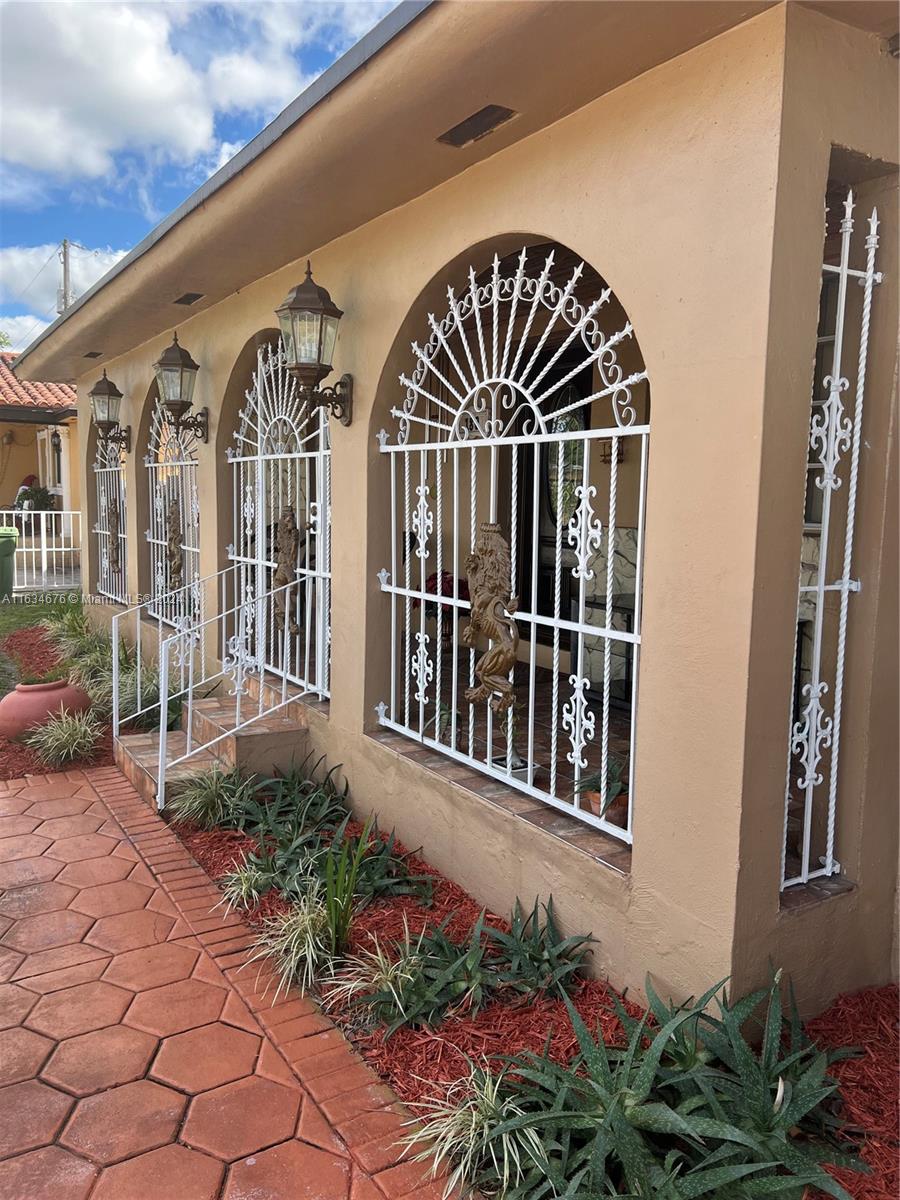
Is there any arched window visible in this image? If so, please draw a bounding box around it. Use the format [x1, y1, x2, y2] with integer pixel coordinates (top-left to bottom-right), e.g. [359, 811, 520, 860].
[145, 393, 200, 625]
[93, 433, 127, 603]
[375, 243, 650, 843]
[228, 342, 331, 697]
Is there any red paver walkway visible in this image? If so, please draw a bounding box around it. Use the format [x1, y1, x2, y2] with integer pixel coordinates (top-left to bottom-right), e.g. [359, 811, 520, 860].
[0, 768, 446, 1200]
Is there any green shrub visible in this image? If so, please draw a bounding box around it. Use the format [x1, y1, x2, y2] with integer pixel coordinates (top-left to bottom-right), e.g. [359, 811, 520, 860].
[437, 974, 864, 1200]
[167, 766, 257, 830]
[25, 709, 102, 767]
[487, 897, 593, 996]
[20, 664, 71, 686]
[321, 814, 374, 957]
[248, 887, 333, 997]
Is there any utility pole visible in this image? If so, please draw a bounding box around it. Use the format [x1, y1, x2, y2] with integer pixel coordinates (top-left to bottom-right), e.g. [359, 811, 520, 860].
[57, 239, 72, 314]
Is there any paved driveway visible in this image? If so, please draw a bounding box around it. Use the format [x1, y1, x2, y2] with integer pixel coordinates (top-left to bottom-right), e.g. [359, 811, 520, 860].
[0, 768, 442, 1200]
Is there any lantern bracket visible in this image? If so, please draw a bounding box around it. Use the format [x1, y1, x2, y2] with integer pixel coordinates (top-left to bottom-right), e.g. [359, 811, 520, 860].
[308, 375, 353, 427]
[166, 407, 209, 444]
[95, 422, 131, 454]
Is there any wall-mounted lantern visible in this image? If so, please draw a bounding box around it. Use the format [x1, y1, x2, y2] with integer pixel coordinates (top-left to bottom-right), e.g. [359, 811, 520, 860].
[153, 332, 208, 442]
[89, 370, 131, 452]
[276, 262, 353, 426]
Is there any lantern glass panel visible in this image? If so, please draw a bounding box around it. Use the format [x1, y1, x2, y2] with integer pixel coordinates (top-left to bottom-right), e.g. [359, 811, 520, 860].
[320, 315, 339, 368]
[295, 311, 322, 365]
[91, 389, 119, 427]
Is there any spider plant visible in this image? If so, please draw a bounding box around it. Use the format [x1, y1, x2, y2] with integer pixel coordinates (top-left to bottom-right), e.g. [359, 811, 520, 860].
[401, 1061, 547, 1199]
[247, 885, 333, 997]
[219, 862, 272, 912]
[25, 709, 102, 767]
[324, 919, 426, 1021]
[167, 765, 257, 830]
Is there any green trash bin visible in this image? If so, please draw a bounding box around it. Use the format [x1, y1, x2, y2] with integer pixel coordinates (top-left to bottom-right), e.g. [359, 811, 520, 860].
[0, 527, 18, 600]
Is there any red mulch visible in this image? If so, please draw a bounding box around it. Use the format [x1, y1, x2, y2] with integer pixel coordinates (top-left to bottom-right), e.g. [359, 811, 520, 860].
[2, 624, 61, 678]
[807, 984, 899, 1200]
[0, 722, 114, 780]
[169, 819, 898, 1195]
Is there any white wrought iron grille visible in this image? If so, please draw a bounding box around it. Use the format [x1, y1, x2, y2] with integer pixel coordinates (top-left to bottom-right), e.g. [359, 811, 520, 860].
[376, 246, 650, 842]
[145, 397, 200, 626]
[93, 438, 128, 602]
[227, 342, 331, 698]
[782, 190, 882, 890]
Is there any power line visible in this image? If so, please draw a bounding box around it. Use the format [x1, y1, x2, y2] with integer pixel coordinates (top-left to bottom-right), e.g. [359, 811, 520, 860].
[3, 243, 60, 310]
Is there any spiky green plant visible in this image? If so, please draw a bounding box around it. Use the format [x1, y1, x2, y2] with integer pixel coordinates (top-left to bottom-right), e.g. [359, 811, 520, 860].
[25, 709, 102, 767]
[487, 897, 593, 996]
[219, 863, 272, 912]
[322, 814, 374, 956]
[167, 765, 257, 830]
[247, 887, 333, 997]
[402, 1062, 547, 1199]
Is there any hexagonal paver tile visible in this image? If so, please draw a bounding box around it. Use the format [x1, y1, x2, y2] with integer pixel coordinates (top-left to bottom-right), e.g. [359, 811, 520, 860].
[0, 1078, 74, 1157]
[182, 1076, 302, 1160]
[86, 908, 174, 953]
[57, 855, 134, 887]
[151, 1022, 261, 1094]
[60, 1079, 186, 1164]
[2, 909, 93, 954]
[91, 1144, 224, 1200]
[69, 879, 152, 918]
[19, 781, 83, 804]
[125, 978, 226, 1037]
[42, 1025, 158, 1097]
[0, 796, 30, 816]
[0, 833, 51, 863]
[0, 981, 38, 1028]
[0, 814, 40, 837]
[0, 880, 78, 918]
[26, 980, 131, 1039]
[0, 856, 63, 890]
[47, 833, 118, 863]
[0, 1145, 98, 1200]
[25, 796, 90, 820]
[0, 1027, 54, 1085]
[103, 940, 199, 991]
[34, 814, 104, 840]
[0, 945, 24, 982]
[11, 943, 109, 984]
[223, 1138, 351, 1200]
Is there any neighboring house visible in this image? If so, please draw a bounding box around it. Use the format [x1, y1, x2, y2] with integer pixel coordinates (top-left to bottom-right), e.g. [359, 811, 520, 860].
[13, 2, 898, 1015]
[0, 351, 79, 510]
[0, 351, 81, 588]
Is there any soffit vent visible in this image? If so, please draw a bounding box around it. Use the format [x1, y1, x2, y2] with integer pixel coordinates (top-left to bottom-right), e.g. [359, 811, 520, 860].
[174, 292, 204, 306]
[437, 104, 517, 149]
[83, 351, 102, 358]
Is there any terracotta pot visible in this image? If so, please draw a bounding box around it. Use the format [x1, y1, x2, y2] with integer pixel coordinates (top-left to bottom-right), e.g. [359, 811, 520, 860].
[580, 790, 629, 827]
[0, 679, 92, 739]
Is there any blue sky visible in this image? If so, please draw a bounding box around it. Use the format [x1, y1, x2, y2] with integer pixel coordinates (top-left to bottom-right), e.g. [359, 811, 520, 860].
[0, 0, 396, 351]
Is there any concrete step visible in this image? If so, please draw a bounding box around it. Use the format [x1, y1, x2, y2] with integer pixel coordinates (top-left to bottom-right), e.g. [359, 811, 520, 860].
[244, 671, 313, 721]
[114, 731, 221, 810]
[185, 696, 310, 775]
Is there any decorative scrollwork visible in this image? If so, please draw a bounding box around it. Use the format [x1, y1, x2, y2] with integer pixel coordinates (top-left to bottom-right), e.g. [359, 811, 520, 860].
[790, 681, 833, 791]
[412, 484, 433, 559]
[567, 484, 603, 581]
[810, 377, 852, 491]
[562, 674, 596, 770]
[461, 522, 519, 716]
[411, 631, 433, 704]
[393, 247, 648, 445]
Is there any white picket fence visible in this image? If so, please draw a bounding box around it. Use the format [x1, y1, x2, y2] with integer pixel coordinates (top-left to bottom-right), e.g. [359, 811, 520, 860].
[0, 510, 82, 591]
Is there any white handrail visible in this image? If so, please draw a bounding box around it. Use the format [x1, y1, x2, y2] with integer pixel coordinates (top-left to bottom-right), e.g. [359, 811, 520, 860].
[155, 576, 310, 810]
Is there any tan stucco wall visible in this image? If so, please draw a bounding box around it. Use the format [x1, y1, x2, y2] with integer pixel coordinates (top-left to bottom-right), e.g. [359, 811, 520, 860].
[74, 5, 897, 1011]
[0, 423, 39, 508]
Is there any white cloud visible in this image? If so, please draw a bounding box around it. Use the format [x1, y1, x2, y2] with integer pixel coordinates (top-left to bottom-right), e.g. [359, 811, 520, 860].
[0, 2, 214, 179]
[0, 0, 397, 192]
[0, 243, 128, 315]
[0, 313, 52, 353]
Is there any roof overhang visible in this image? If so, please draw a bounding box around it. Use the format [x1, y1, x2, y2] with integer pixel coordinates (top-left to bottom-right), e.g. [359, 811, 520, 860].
[14, 0, 897, 383]
[0, 406, 76, 424]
